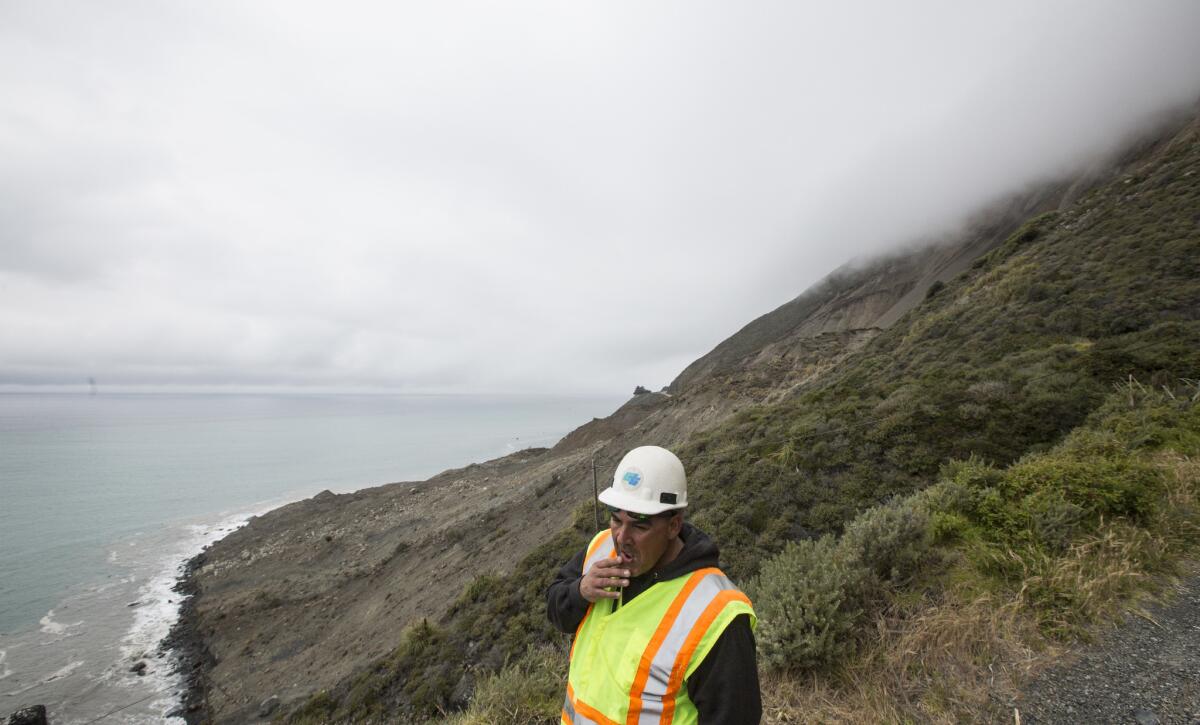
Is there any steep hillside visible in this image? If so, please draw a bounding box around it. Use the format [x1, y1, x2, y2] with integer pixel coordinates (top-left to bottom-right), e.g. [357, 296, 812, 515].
[171, 109, 1200, 724]
[668, 176, 1090, 394]
[683, 112, 1200, 579]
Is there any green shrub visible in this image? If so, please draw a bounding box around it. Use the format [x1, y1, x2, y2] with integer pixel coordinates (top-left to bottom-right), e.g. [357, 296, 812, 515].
[1095, 377, 1200, 455]
[928, 510, 971, 543]
[1008, 211, 1060, 246]
[941, 456, 1003, 492]
[1002, 453, 1161, 522]
[1024, 490, 1087, 552]
[460, 574, 503, 605]
[751, 536, 866, 671]
[917, 477, 975, 517]
[839, 498, 931, 586]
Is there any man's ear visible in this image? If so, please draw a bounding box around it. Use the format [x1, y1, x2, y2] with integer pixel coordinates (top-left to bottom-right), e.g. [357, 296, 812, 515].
[667, 511, 683, 537]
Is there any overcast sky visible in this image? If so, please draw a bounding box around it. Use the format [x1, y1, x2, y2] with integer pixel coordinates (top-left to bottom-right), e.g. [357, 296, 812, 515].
[2, 1, 1199, 395]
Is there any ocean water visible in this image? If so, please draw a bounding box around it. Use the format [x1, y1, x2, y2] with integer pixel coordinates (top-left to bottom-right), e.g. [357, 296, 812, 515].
[0, 392, 622, 723]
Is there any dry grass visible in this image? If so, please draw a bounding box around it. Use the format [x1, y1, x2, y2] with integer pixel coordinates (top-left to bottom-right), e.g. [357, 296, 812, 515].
[441, 644, 566, 725]
[1157, 451, 1200, 543]
[1010, 524, 1161, 639]
[761, 452, 1199, 724]
[761, 590, 1046, 724]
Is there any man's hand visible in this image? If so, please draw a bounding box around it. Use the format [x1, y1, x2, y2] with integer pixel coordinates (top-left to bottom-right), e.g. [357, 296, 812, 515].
[579, 558, 631, 602]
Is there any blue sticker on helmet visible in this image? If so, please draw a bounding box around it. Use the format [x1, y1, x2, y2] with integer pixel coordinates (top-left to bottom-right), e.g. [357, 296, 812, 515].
[622, 471, 642, 487]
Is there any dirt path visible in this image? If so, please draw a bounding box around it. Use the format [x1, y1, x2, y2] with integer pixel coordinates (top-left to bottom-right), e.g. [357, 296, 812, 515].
[1015, 565, 1200, 725]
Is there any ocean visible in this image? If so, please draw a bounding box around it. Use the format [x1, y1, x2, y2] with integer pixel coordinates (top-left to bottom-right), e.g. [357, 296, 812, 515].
[0, 392, 623, 723]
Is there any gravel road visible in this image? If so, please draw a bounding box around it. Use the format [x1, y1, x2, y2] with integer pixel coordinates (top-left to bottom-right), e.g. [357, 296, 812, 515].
[1015, 566, 1200, 725]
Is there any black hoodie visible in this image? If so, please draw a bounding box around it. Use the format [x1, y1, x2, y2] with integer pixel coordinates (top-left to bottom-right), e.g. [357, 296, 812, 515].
[546, 523, 761, 724]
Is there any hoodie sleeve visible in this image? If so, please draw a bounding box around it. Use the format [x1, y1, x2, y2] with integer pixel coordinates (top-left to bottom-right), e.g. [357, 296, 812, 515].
[686, 613, 762, 724]
[546, 546, 591, 633]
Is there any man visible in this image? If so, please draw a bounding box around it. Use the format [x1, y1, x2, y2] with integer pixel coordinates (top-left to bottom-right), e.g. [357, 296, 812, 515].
[547, 445, 761, 725]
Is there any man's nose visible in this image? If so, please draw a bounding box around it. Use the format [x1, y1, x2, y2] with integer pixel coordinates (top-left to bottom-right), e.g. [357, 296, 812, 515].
[612, 523, 630, 545]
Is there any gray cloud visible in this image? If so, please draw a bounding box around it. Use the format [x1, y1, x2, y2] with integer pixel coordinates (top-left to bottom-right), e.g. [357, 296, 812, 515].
[2, 1, 1199, 394]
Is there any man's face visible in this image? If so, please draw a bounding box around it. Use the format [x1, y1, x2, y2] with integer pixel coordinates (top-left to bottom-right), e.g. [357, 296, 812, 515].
[609, 508, 682, 577]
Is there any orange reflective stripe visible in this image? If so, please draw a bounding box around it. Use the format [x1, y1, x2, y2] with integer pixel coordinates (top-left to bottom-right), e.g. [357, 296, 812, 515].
[576, 699, 621, 725]
[567, 681, 622, 725]
[624, 567, 721, 725]
[585, 529, 613, 562]
[563, 683, 575, 724]
[661, 590, 751, 725]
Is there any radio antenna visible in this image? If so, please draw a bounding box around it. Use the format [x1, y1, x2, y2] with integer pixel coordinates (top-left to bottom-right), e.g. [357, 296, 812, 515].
[591, 453, 601, 530]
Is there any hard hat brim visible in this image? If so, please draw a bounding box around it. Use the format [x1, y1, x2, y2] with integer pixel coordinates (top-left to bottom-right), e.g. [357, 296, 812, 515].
[597, 486, 686, 516]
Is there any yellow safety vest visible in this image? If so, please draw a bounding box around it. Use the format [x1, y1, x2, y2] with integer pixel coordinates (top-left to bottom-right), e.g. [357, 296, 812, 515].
[561, 530, 756, 725]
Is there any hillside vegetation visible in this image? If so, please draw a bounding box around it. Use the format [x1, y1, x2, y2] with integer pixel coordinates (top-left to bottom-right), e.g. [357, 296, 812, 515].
[283, 115, 1200, 723]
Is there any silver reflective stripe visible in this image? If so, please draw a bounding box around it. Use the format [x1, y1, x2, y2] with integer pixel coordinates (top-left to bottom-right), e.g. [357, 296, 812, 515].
[634, 571, 738, 724]
[562, 694, 601, 725]
[582, 531, 616, 575]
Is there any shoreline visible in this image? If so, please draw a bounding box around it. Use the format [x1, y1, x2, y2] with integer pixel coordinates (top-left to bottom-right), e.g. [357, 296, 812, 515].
[153, 440, 595, 722]
[163, 551, 213, 724]
[159, 486, 395, 724]
[157, 483, 422, 724]
[0, 509, 266, 724]
[152, 443, 577, 722]
[158, 504, 306, 724]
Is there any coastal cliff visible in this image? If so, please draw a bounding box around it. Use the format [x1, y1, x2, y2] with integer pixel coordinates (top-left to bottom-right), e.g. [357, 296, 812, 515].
[170, 107, 1200, 723]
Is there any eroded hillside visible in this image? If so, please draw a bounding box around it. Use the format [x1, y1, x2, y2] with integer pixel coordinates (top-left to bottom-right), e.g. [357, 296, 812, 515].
[172, 108, 1200, 724]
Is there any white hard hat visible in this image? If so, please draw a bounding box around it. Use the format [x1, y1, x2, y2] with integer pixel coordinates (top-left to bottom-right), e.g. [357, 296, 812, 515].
[597, 446, 688, 516]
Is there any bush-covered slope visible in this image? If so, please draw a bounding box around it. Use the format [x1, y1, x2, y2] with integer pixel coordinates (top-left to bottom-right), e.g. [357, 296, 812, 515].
[685, 117, 1200, 577]
[284, 114, 1200, 723]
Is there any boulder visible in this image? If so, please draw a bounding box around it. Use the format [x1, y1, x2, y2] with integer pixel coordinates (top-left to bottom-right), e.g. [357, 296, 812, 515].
[449, 672, 475, 710]
[6, 705, 48, 725]
[1132, 710, 1160, 725]
[258, 695, 280, 717]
